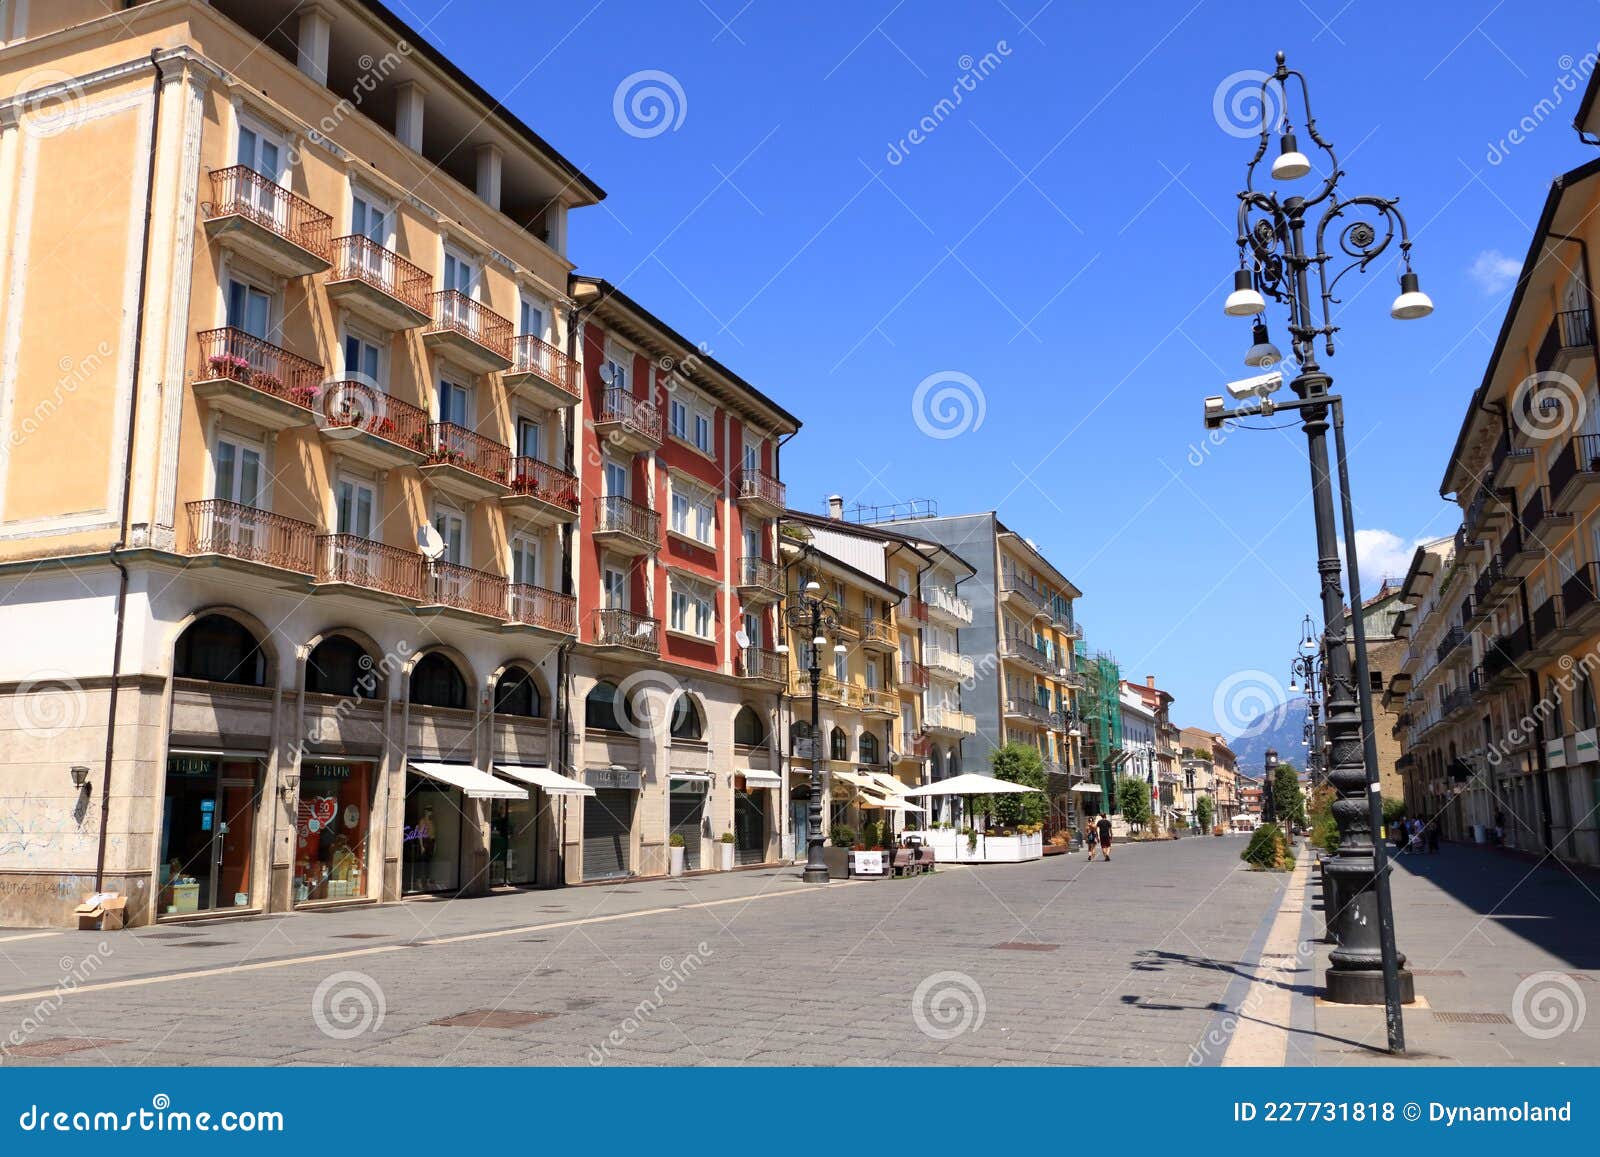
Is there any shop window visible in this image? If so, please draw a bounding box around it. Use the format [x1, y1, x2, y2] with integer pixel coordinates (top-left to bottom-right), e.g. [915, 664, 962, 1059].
[410, 652, 469, 709]
[790, 719, 815, 756]
[860, 731, 880, 764]
[586, 681, 627, 732]
[669, 694, 705, 741]
[306, 635, 380, 698]
[174, 614, 267, 686]
[294, 761, 372, 904]
[830, 726, 848, 761]
[734, 706, 766, 748]
[495, 666, 543, 718]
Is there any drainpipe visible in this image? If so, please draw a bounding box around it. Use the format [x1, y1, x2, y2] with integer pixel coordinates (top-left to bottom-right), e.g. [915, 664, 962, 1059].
[553, 302, 586, 884]
[94, 50, 166, 891]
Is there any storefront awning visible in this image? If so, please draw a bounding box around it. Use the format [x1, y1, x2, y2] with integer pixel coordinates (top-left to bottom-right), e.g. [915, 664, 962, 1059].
[863, 771, 912, 796]
[1070, 782, 1103, 793]
[856, 794, 926, 813]
[740, 768, 782, 788]
[831, 769, 871, 788]
[494, 765, 596, 797]
[410, 761, 527, 801]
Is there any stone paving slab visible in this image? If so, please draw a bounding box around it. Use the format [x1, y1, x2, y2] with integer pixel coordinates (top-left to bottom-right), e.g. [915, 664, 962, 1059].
[0, 838, 1276, 1067]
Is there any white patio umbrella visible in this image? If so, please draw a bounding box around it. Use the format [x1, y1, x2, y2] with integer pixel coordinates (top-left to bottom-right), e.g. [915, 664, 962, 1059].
[901, 772, 1040, 797]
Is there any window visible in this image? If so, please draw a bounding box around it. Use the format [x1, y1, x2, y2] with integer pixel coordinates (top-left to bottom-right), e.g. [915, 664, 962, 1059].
[307, 636, 380, 698]
[409, 652, 468, 709]
[743, 438, 761, 474]
[586, 681, 626, 731]
[442, 248, 476, 295]
[226, 279, 272, 340]
[669, 397, 690, 441]
[213, 435, 263, 507]
[438, 377, 470, 427]
[351, 190, 388, 245]
[668, 477, 716, 545]
[1369, 671, 1384, 692]
[511, 536, 541, 587]
[603, 458, 629, 499]
[495, 666, 543, 718]
[830, 727, 849, 762]
[860, 732, 880, 765]
[669, 576, 715, 639]
[790, 719, 815, 756]
[174, 614, 267, 686]
[516, 417, 544, 462]
[335, 477, 375, 538]
[734, 706, 766, 747]
[603, 565, 628, 610]
[236, 119, 283, 180]
[519, 297, 546, 340]
[693, 411, 712, 454]
[667, 391, 713, 453]
[433, 508, 466, 565]
[343, 332, 382, 388]
[669, 695, 705, 741]
[833, 649, 847, 682]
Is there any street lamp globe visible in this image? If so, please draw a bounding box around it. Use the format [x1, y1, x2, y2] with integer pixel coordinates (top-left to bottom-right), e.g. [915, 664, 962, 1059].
[1390, 271, 1434, 320]
[1244, 320, 1283, 368]
[1224, 268, 1266, 316]
[1270, 132, 1312, 181]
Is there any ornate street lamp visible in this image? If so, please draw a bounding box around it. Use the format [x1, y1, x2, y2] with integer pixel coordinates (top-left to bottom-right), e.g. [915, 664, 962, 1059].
[1217, 52, 1420, 1045]
[788, 573, 843, 884]
[1262, 748, 1279, 826]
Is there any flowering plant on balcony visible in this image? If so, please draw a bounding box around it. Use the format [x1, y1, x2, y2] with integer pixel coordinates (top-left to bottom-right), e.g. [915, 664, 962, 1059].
[286, 383, 318, 408]
[251, 370, 283, 395]
[209, 354, 252, 381]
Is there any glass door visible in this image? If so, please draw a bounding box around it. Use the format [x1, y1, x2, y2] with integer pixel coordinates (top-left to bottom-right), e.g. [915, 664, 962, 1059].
[159, 755, 260, 915]
[212, 436, 263, 554]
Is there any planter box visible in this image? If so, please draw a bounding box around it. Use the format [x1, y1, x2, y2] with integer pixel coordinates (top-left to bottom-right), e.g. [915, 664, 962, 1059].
[669, 846, 685, 876]
[716, 842, 735, 870]
[981, 833, 1043, 862]
[822, 846, 851, 879]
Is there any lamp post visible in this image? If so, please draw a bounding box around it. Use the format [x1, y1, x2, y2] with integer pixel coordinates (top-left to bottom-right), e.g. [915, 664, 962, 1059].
[789, 574, 841, 885]
[1215, 51, 1425, 1046]
[1262, 748, 1279, 826]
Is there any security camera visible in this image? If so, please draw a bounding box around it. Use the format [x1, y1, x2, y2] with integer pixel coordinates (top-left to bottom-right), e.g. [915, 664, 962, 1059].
[1203, 396, 1228, 430]
[1225, 370, 1283, 401]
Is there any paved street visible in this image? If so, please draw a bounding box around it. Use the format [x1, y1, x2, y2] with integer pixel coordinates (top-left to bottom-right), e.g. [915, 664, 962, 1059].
[3, 836, 1592, 1067]
[0, 837, 1277, 1066]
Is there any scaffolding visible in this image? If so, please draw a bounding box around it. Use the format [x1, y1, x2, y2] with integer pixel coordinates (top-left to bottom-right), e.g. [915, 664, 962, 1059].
[1076, 644, 1123, 814]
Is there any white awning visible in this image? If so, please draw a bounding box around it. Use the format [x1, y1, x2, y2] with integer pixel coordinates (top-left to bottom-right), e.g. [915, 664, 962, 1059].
[902, 772, 1041, 798]
[831, 769, 872, 788]
[856, 795, 926, 813]
[864, 772, 913, 796]
[740, 768, 782, 788]
[410, 761, 527, 801]
[494, 765, 596, 797]
[1070, 782, 1103, 793]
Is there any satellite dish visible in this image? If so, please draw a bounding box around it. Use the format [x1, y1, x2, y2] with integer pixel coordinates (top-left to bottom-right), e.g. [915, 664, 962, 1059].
[734, 629, 750, 649]
[597, 364, 615, 386]
[417, 524, 446, 561]
[887, 749, 900, 764]
[632, 621, 654, 639]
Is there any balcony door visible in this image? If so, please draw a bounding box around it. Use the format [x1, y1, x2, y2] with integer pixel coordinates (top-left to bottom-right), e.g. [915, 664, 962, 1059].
[351, 191, 391, 281]
[441, 249, 478, 335]
[438, 378, 470, 428]
[212, 435, 263, 554]
[344, 332, 382, 389]
[604, 457, 629, 501]
[226, 279, 272, 342]
[511, 536, 541, 588]
[517, 417, 544, 463]
[333, 477, 377, 583]
[237, 121, 283, 182]
[603, 564, 628, 611]
[520, 299, 546, 342]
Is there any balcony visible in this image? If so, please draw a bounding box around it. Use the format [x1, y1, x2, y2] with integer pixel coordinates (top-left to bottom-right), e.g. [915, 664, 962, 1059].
[184, 500, 315, 576]
[507, 583, 576, 635]
[859, 616, 898, 652]
[1521, 486, 1571, 544]
[1483, 623, 1532, 688]
[593, 387, 662, 454]
[313, 534, 426, 602]
[593, 608, 661, 655]
[1530, 593, 1566, 655]
[735, 469, 786, 518]
[593, 495, 660, 556]
[862, 688, 898, 716]
[424, 291, 513, 373]
[1535, 306, 1594, 374]
[923, 706, 977, 736]
[201, 165, 331, 277]
[316, 382, 430, 471]
[1441, 686, 1474, 719]
[900, 659, 929, 690]
[924, 645, 975, 682]
[902, 597, 929, 624]
[505, 335, 582, 410]
[1489, 428, 1534, 488]
[1562, 561, 1600, 635]
[790, 672, 843, 704]
[1472, 557, 1511, 614]
[999, 573, 1051, 617]
[926, 586, 974, 626]
[1464, 486, 1511, 539]
[419, 422, 511, 502]
[1003, 696, 1053, 728]
[502, 457, 579, 526]
[1549, 433, 1600, 512]
[736, 556, 784, 604]
[1000, 632, 1054, 673]
[192, 328, 321, 431]
[326, 235, 431, 330]
[423, 561, 508, 619]
[1433, 625, 1466, 666]
[736, 646, 785, 684]
[1500, 523, 1538, 579]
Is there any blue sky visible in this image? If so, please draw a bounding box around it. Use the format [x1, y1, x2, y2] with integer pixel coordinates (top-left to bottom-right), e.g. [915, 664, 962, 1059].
[400, 0, 1595, 735]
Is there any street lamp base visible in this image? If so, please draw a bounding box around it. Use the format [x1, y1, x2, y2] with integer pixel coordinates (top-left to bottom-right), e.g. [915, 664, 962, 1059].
[801, 867, 830, 884]
[1323, 966, 1415, 1006]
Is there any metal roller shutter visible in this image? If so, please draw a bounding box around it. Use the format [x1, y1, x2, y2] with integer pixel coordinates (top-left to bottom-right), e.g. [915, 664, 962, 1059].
[669, 789, 705, 870]
[582, 789, 634, 879]
[734, 791, 767, 865]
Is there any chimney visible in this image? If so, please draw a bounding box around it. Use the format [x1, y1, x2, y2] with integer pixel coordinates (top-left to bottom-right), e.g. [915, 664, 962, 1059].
[827, 494, 843, 519]
[1145, 675, 1155, 688]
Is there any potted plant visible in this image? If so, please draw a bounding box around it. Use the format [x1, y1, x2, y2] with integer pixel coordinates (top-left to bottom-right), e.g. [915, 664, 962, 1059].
[716, 831, 735, 871]
[668, 832, 686, 876]
[824, 824, 854, 879]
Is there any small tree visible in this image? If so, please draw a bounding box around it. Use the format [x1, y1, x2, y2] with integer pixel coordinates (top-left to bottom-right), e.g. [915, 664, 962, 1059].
[1241, 822, 1294, 871]
[1195, 794, 1214, 831]
[989, 743, 1048, 827]
[1116, 775, 1152, 829]
[1272, 763, 1306, 828]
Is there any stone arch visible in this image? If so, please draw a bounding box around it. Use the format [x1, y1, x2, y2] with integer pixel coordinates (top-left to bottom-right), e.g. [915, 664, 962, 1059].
[169, 605, 280, 687]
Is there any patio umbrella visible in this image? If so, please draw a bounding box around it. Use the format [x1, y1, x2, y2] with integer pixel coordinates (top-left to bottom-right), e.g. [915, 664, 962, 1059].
[903, 772, 1041, 837]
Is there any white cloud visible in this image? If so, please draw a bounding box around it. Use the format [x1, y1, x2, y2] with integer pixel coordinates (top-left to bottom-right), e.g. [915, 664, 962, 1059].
[1468, 249, 1520, 295]
[1339, 529, 1430, 588]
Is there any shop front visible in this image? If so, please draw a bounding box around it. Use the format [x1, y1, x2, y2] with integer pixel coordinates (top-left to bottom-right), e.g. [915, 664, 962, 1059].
[293, 760, 376, 905]
[491, 765, 596, 885]
[733, 768, 780, 864]
[582, 766, 641, 880]
[404, 762, 526, 895]
[668, 773, 710, 870]
[158, 752, 265, 917]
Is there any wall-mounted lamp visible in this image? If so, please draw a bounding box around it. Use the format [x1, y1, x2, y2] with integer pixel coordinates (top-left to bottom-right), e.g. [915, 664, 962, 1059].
[278, 772, 300, 802]
[70, 765, 91, 794]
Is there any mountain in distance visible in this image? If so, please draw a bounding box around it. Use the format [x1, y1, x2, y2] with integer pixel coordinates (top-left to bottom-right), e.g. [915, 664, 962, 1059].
[1228, 697, 1309, 775]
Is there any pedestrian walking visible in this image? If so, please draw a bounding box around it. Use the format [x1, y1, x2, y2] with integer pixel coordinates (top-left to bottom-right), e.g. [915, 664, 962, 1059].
[1082, 819, 1096, 856]
[1097, 813, 1114, 862]
[1426, 819, 1441, 854]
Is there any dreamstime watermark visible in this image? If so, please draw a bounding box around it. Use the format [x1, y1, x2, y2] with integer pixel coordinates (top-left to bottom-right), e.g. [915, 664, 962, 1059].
[1212, 69, 1281, 140]
[1187, 413, 1246, 467]
[911, 371, 986, 439]
[613, 70, 688, 139]
[911, 970, 986, 1040]
[13, 670, 87, 740]
[290, 42, 413, 166]
[291, 640, 414, 763]
[1510, 971, 1587, 1039]
[1510, 369, 1586, 442]
[1486, 47, 1600, 165]
[1483, 647, 1600, 769]
[310, 970, 386, 1039]
[13, 70, 88, 140]
[1212, 669, 1286, 738]
[0, 943, 115, 1057]
[1188, 937, 1314, 1063]
[587, 943, 713, 1064]
[885, 42, 1013, 165]
[0, 343, 114, 469]
[613, 669, 687, 742]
